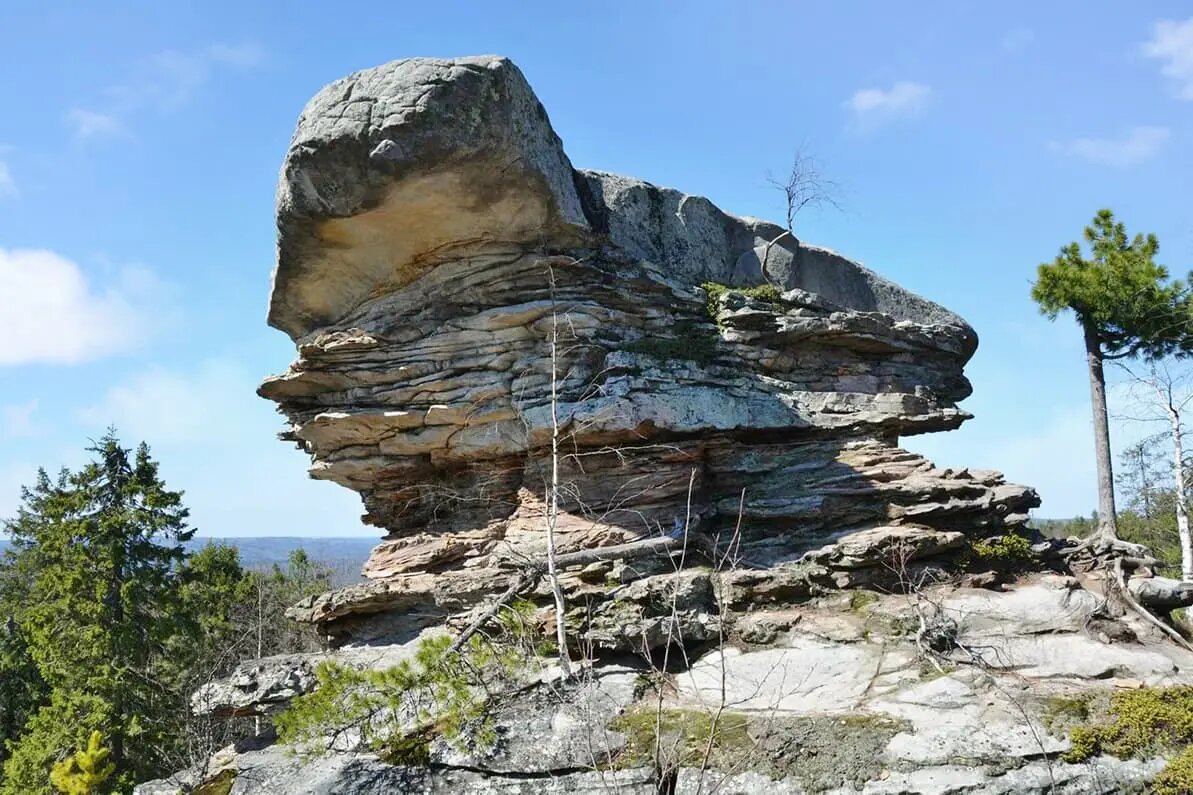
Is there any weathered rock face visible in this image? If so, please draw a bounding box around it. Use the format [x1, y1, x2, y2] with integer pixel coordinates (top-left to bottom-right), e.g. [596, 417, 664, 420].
[135, 55, 1193, 795]
[259, 56, 1037, 637]
[146, 576, 1191, 794]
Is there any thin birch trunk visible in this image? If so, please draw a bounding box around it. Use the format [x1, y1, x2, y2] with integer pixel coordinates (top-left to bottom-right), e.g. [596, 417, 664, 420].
[546, 268, 572, 677]
[1166, 403, 1193, 581]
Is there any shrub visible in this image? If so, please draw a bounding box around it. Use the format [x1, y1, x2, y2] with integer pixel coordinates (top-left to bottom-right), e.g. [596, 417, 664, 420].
[969, 532, 1035, 563]
[277, 620, 537, 761]
[1062, 685, 1193, 791]
[699, 282, 783, 321]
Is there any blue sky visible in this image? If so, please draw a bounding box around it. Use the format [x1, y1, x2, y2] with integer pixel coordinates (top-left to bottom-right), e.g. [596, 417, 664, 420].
[1, 1, 1191, 536]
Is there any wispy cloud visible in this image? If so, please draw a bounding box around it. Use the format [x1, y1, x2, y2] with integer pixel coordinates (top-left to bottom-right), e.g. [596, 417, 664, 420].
[206, 42, 266, 69]
[2, 401, 41, 439]
[1142, 17, 1193, 100]
[0, 160, 15, 199]
[1053, 126, 1170, 167]
[76, 357, 364, 536]
[67, 41, 265, 141]
[844, 81, 930, 129]
[65, 109, 126, 140]
[1002, 28, 1035, 53]
[0, 248, 167, 365]
[79, 360, 243, 444]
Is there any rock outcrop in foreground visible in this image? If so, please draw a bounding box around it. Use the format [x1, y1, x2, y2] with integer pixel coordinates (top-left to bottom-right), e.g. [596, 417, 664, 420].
[139, 56, 1193, 794]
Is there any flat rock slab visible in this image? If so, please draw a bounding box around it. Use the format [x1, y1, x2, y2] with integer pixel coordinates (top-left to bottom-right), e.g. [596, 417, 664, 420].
[941, 579, 1100, 636]
[432, 665, 641, 773]
[872, 673, 1068, 766]
[676, 636, 885, 713]
[955, 632, 1182, 682]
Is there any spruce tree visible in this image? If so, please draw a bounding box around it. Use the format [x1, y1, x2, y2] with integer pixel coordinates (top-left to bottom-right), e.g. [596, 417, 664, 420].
[1032, 210, 1193, 541]
[49, 732, 114, 795]
[0, 618, 44, 766]
[1, 431, 195, 791]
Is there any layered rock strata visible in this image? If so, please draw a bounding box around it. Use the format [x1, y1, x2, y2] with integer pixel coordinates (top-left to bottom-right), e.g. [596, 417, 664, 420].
[131, 55, 1193, 795]
[259, 55, 1037, 644]
[153, 575, 1193, 794]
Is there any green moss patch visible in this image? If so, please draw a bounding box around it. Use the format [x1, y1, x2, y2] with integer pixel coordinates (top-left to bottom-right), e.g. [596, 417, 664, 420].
[609, 706, 907, 791]
[1155, 746, 1193, 795]
[625, 320, 718, 366]
[1062, 686, 1193, 791]
[194, 769, 237, 795]
[1041, 694, 1093, 737]
[848, 590, 880, 613]
[1064, 687, 1193, 762]
[700, 282, 784, 321]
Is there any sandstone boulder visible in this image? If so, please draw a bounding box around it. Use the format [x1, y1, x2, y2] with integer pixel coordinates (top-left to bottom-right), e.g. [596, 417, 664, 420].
[260, 57, 1038, 633]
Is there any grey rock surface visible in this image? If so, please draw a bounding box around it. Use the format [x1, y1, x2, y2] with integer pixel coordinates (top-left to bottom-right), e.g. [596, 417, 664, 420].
[261, 55, 1038, 608]
[272, 55, 588, 339]
[157, 53, 1193, 795]
[161, 578, 1191, 794]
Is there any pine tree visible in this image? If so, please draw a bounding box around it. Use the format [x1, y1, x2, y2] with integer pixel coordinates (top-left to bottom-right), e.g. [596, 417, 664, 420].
[1, 430, 196, 790]
[49, 731, 114, 795]
[1032, 210, 1193, 541]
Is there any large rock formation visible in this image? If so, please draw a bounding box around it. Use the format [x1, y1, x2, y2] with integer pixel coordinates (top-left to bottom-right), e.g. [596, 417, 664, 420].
[258, 55, 1037, 643]
[137, 57, 1193, 794]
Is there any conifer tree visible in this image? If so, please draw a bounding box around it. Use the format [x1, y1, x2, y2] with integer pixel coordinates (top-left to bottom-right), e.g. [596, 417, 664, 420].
[1032, 210, 1193, 541]
[49, 732, 114, 795]
[0, 617, 44, 766]
[1, 430, 195, 790]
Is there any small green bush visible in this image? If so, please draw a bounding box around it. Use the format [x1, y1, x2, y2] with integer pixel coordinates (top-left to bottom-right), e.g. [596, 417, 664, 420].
[1062, 686, 1193, 787]
[969, 532, 1034, 563]
[276, 625, 535, 761]
[699, 282, 783, 321]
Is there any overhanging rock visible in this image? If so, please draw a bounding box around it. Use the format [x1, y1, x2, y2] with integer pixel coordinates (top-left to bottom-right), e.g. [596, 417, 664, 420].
[260, 55, 1039, 639]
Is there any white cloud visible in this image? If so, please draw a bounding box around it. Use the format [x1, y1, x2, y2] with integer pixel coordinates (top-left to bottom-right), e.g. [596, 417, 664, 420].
[845, 81, 930, 127]
[3, 401, 41, 438]
[1055, 126, 1170, 167]
[1142, 17, 1193, 100]
[68, 42, 265, 140]
[78, 359, 364, 536]
[79, 360, 247, 444]
[0, 160, 16, 198]
[206, 42, 266, 69]
[0, 248, 163, 365]
[1002, 28, 1035, 53]
[65, 109, 126, 140]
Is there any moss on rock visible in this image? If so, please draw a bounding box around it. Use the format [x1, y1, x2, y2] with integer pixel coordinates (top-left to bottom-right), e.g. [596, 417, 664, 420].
[609, 706, 907, 791]
[700, 282, 784, 321]
[194, 769, 237, 795]
[1062, 686, 1193, 791]
[624, 320, 718, 365]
